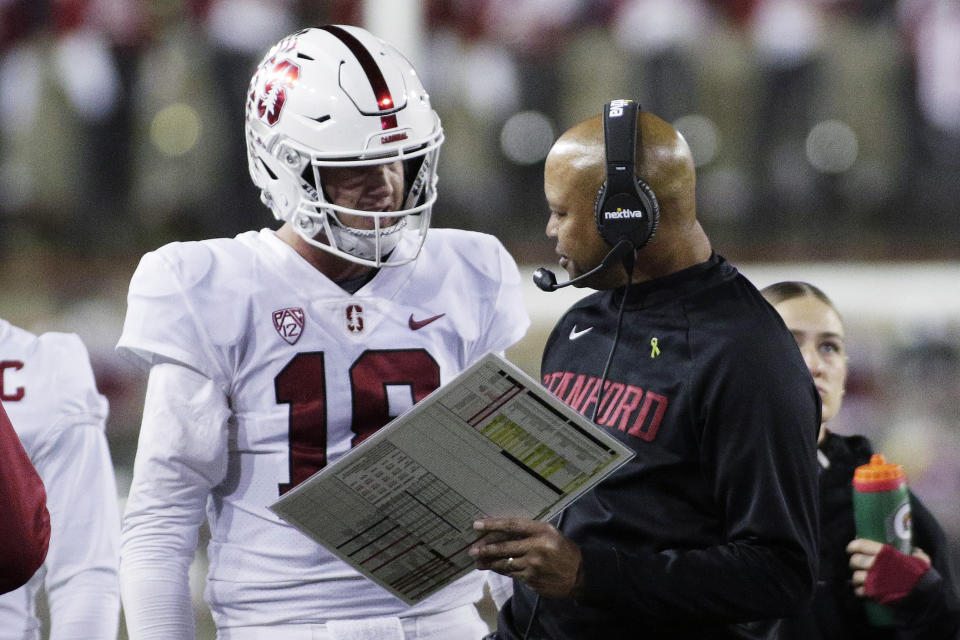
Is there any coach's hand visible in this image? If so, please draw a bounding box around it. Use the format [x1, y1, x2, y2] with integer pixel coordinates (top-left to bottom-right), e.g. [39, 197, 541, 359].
[470, 518, 584, 599]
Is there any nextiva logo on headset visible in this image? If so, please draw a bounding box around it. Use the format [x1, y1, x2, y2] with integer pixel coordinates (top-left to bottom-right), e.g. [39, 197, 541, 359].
[604, 208, 646, 219]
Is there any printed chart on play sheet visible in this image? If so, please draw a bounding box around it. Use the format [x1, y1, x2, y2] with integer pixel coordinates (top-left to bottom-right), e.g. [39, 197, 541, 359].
[270, 352, 634, 605]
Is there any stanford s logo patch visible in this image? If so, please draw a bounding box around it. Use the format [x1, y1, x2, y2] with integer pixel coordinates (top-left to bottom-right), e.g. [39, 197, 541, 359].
[346, 304, 364, 334]
[273, 307, 305, 345]
[257, 59, 300, 126]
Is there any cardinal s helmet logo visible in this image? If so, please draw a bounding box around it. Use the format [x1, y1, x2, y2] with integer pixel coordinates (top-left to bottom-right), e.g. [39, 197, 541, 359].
[257, 59, 300, 127]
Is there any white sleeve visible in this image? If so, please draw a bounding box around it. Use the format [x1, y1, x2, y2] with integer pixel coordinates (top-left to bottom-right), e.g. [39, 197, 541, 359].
[117, 244, 235, 389]
[120, 362, 231, 640]
[38, 426, 120, 640]
[24, 332, 119, 639]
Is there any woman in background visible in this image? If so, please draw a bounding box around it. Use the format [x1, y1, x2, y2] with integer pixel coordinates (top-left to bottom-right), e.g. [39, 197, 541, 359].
[762, 281, 960, 639]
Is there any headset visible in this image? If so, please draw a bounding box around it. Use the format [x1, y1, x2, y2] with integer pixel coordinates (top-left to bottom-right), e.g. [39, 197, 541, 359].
[533, 99, 659, 292]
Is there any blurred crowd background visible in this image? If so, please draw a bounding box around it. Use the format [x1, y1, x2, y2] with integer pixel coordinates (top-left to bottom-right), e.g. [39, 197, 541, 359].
[1, 0, 958, 636]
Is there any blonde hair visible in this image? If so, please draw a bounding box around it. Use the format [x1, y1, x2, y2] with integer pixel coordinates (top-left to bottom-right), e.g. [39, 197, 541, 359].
[760, 281, 841, 320]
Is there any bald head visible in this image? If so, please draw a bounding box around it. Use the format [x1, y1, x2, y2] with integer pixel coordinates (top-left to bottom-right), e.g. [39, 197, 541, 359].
[543, 109, 709, 287]
[548, 111, 697, 227]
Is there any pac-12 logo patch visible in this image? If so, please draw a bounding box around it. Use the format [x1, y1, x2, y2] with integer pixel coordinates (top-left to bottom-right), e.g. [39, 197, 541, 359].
[273, 307, 305, 344]
[257, 59, 300, 126]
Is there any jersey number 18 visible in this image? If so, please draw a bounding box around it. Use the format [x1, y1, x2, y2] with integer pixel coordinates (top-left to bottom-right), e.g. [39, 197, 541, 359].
[274, 348, 440, 495]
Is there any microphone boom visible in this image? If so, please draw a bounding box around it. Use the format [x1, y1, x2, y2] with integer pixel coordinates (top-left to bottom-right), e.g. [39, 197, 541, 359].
[532, 239, 634, 292]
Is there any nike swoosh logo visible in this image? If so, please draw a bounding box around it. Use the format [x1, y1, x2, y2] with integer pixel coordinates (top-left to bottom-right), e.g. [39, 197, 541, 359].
[409, 313, 446, 330]
[569, 325, 593, 340]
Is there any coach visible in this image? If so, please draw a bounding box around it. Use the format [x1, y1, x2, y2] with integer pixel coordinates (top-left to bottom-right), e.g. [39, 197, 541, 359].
[471, 101, 820, 639]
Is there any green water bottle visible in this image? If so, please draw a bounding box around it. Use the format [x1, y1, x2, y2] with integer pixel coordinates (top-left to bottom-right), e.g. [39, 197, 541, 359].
[852, 453, 912, 627]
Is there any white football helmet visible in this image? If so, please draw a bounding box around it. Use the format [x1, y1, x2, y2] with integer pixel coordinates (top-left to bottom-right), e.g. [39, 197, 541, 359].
[245, 25, 444, 267]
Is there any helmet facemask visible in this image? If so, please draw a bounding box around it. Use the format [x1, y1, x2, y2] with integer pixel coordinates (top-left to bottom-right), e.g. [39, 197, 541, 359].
[286, 142, 440, 266]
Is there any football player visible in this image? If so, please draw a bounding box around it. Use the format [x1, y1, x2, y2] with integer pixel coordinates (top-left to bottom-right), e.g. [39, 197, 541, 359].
[0, 319, 119, 638]
[117, 25, 529, 640]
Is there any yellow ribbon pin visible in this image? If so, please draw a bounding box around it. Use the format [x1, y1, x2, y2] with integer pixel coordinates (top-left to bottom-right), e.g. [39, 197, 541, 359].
[650, 337, 660, 358]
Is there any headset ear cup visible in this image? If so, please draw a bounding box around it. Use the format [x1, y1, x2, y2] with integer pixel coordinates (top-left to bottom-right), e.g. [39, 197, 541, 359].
[595, 178, 659, 249]
[633, 177, 660, 249]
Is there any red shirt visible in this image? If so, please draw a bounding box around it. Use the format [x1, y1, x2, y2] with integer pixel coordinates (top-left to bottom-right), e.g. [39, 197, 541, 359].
[0, 400, 49, 594]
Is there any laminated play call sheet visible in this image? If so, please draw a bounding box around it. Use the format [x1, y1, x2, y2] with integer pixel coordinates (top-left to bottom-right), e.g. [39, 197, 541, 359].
[269, 352, 634, 605]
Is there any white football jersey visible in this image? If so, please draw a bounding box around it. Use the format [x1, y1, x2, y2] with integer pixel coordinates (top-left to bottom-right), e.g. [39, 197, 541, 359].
[117, 228, 530, 628]
[0, 320, 119, 640]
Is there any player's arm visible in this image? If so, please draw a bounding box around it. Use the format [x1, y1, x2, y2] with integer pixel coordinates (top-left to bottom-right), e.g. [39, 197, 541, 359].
[27, 333, 120, 638]
[39, 424, 120, 639]
[121, 362, 231, 640]
[0, 401, 50, 594]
